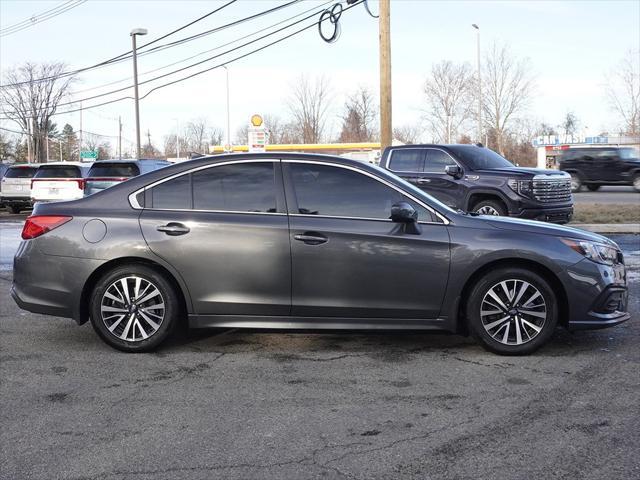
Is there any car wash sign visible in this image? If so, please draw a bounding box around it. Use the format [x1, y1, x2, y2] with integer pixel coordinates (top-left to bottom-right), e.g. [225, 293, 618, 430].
[247, 114, 269, 153]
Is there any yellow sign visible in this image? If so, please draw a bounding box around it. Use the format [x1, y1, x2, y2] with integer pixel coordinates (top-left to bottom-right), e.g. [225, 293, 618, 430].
[250, 114, 263, 127]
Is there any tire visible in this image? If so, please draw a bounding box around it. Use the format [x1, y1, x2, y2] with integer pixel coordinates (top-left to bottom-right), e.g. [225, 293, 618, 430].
[466, 267, 558, 355]
[472, 199, 507, 217]
[569, 173, 582, 193]
[89, 264, 181, 352]
[633, 173, 640, 193]
[8, 205, 20, 214]
[586, 185, 601, 192]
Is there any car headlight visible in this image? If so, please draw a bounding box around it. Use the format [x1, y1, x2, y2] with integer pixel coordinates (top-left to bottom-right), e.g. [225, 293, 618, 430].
[507, 179, 533, 198]
[561, 238, 619, 265]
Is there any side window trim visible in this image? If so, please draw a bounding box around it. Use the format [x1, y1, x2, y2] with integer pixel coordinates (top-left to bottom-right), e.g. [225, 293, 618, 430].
[423, 148, 461, 174]
[129, 159, 286, 215]
[282, 160, 448, 225]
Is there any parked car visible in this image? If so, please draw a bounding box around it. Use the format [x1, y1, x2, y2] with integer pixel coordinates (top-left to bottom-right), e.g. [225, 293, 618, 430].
[30, 162, 92, 203]
[84, 159, 170, 196]
[12, 153, 628, 355]
[380, 144, 574, 224]
[1, 164, 39, 213]
[557, 146, 640, 192]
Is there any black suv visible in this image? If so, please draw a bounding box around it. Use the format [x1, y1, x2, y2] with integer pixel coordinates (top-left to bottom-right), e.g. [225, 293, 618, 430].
[557, 147, 640, 192]
[380, 144, 573, 224]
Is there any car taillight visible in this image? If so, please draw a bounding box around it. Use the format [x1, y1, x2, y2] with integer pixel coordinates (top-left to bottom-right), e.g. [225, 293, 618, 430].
[21, 215, 72, 240]
[76, 179, 85, 190]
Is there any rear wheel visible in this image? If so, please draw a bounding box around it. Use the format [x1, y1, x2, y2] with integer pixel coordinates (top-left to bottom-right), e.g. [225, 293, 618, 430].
[586, 185, 601, 192]
[89, 265, 181, 352]
[569, 173, 582, 193]
[472, 199, 507, 217]
[8, 205, 20, 214]
[633, 173, 640, 192]
[466, 268, 558, 355]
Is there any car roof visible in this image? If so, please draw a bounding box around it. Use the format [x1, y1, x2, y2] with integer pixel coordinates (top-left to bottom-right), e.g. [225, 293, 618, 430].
[38, 161, 92, 166]
[7, 163, 39, 168]
[92, 159, 170, 164]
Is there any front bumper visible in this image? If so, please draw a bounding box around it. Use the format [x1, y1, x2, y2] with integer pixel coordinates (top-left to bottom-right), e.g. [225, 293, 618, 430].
[561, 258, 630, 330]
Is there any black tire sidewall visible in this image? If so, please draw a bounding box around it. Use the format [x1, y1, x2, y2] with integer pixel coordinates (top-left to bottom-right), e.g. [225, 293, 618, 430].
[586, 185, 600, 191]
[467, 268, 558, 355]
[472, 200, 507, 216]
[89, 265, 180, 352]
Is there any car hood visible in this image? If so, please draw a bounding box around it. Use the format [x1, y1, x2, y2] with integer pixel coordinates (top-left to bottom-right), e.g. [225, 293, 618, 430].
[479, 215, 616, 246]
[474, 166, 568, 177]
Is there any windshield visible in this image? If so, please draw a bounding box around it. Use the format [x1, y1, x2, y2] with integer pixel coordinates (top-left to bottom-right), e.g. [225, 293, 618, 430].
[450, 145, 514, 170]
[4, 166, 38, 178]
[34, 166, 82, 178]
[619, 148, 639, 160]
[367, 163, 457, 215]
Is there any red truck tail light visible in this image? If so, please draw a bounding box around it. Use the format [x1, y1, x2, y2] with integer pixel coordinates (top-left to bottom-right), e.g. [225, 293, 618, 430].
[21, 215, 72, 240]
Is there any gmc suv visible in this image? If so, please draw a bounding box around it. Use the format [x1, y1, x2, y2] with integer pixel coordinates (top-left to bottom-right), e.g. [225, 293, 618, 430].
[380, 144, 573, 224]
[557, 146, 640, 192]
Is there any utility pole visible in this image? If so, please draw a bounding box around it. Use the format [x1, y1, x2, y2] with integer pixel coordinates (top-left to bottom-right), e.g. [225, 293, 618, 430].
[26, 121, 32, 164]
[118, 116, 122, 160]
[130, 28, 148, 159]
[472, 24, 482, 144]
[175, 118, 180, 160]
[223, 65, 231, 151]
[46, 136, 50, 162]
[379, 0, 392, 151]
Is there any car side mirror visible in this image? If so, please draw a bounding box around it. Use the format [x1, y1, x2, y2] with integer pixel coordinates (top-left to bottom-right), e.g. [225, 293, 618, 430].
[445, 165, 462, 178]
[390, 202, 417, 223]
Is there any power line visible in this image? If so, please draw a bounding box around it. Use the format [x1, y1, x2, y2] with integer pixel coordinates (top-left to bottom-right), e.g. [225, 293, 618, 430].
[0, 0, 300, 89]
[73, 1, 333, 95]
[1, 1, 363, 120]
[2, 1, 334, 114]
[0, 1, 87, 37]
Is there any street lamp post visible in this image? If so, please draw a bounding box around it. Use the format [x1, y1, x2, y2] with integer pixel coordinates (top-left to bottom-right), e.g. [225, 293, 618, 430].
[222, 65, 231, 151]
[472, 24, 482, 144]
[130, 28, 148, 159]
[175, 118, 180, 160]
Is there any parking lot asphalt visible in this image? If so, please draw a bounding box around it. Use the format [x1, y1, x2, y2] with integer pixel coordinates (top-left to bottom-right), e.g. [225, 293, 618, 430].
[0, 224, 639, 480]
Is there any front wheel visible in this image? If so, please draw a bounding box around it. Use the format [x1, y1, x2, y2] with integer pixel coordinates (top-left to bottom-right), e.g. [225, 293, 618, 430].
[466, 268, 558, 355]
[569, 173, 582, 193]
[633, 174, 640, 192]
[89, 265, 181, 352]
[472, 199, 507, 217]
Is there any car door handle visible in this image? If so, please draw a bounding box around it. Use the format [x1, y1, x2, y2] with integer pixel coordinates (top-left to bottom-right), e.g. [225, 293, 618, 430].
[293, 232, 328, 245]
[156, 222, 190, 236]
[417, 178, 431, 184]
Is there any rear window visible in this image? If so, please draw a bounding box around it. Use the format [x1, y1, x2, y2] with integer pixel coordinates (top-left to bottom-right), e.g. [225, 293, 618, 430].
[34, 166, 82, 178]
[4, 166, 38, 178]
[88, 163, 140, 178]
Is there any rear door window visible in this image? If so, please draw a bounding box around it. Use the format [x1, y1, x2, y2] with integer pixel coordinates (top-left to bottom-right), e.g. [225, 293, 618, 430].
[88, 163, 140, 178]
[388, 150, 425, 172]
[34, 166, 82, 178]
[192, 162, 276, 213]
[4, 167, 38, 178]
[151, 173, 191, 210]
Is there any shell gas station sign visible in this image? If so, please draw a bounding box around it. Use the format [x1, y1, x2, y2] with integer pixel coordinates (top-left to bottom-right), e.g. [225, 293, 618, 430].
[247, 114, 269, 153]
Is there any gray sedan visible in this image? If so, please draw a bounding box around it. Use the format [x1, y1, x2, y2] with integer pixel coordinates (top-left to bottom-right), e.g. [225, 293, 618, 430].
[11, 153, 630, 355]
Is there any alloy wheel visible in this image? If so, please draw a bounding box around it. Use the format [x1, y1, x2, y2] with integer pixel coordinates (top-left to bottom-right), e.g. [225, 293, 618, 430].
[475, 205, 500, 216]
[100, 276, 165, 342]
[480, 279, 547, 346]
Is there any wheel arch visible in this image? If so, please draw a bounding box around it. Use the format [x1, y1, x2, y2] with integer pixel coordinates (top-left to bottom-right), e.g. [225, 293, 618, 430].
[78, 256, 190, 325]
[465, 191, 509, 213]
[455, 257, 569, 334]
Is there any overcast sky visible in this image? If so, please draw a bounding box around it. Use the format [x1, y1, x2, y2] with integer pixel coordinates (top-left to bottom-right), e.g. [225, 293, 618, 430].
[1, 0, 639, 153]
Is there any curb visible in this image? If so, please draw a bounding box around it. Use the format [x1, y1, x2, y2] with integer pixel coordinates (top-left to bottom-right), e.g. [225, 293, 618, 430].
[570, 224, 640, 234]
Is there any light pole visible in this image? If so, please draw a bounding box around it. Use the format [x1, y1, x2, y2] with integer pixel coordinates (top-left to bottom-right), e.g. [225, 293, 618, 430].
[472, 24, 482, 144]
[174, 118, 180, 160]
[222, 65, 231, 151]
[130, 28, 148, 159]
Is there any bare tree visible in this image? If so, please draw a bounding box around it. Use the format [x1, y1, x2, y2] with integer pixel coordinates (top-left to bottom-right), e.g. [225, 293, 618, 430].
[482, 43, 535, 154]
[263, 114, 283, 143]
[208, 126, 223, 147]
[393, 124, 422, 144]
[186, 117, 209, 153]
[422, 60, 474, 143]
[287, 75, 332, 143]
[562, 112, 579, 137]
[606, 50, 640, 137]
[83, 132, 112, 160]
[338, 86, 378, 142]
[0, 62, 75, 162]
